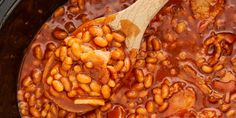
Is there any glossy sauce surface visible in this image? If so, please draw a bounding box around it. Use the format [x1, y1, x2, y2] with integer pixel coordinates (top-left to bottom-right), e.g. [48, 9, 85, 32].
[18, 0, 236, 117]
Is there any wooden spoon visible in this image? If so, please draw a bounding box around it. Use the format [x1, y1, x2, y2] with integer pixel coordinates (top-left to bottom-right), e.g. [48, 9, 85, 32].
[44, 0, 168, 113]
[73, 0, 168, 50]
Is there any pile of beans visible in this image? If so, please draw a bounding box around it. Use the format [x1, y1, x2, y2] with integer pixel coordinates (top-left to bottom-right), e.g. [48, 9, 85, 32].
[46, 23, 130, 105]
[17, 0, 236, 117]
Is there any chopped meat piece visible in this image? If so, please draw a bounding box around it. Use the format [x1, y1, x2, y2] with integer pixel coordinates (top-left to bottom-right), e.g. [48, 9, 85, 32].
[190, 0, 224, 20]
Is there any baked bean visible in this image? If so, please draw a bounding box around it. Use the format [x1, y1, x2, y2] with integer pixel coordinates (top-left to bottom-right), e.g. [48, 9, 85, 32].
[41, 109, 48, 117]
[170, 68, 177, 75]
[136, 107, 147, 114]
[128, 114, 136, 118]
[89, 92, 101, 97]
[78, 0, 85, 10]
[114, 60, 124, 71]
[108, 79, 116, 88]
[96, 109, 102, 118]
[128, 101, 136, 108]
[107, 66, 119, 80]
[82, 31, 91, 42]
[133, 83, 144, 91]
[147, 63, 156, 72]
[139, 90, 148, 98]
[36, 99, 43, 108]
[76, 88, 85, 96]
[66, 37, 78, 47]
[161, 84, 169, 99]
[59, 67, 68, 76]
[44, 50, 54, 59]
[80, 84, 91, 93]
[94, 36, 108, 47]
[68, 6, 80, 14]
[35, 88, 43, 98]
[77, 74, 92, 84]
[54, 73, 62, 80]
[29, 95, 36, 107]
[86, 112, 96, 118]
[121, 57, 131, 72]
[135, 69, 144, 82]
[50, 104, 58, 115]
[67, 112, 77, 118]
[24, 92, 31, 99]
[17, 90, 24, 101]
[33, 45, 43, 60]
[62, 63, 72, 71]
[158, 102, 168, 112]
[52, 80, 64, 92]
[76, 32, 83, 39]
[47, 76, 53, 85]
[71, 42, 82, 58]
[101, 85, 111, 99]
[50, 64, 60, 76]
[102, 25, 111, 34]
[201, 65, 213, 73]
[73, 65, 82, 73]
[81, 45, 93, 53]
[112, 41, 122, 47]
[178, 51, 187, 60]
[58, 109, 67, 118]
[72, 80, 79, 89]
[152, 38, 161, 51]
[25, 84, 36, 92]
[22, 76, 33, 87]
[144, 74, 153, 88]
[146, 57, 157, 63]
[90, 81, 101, 93]
[126, 90, 138, 99]
[67, 90, 77, 98]
[111, 48, 125, 60]
[63, 57, 73, 65]
[89, 26, 103, 37]
[84, 62, 93, 69]
[135, 59, 146, 68]
[32, 69, 42, 84]
[176, 21, 186, 33]
[156, 51, 167, 61]
[220, 104, 231, 112]
[18, 101, 28, 109]
[100, 103, 112, 112]
[30, 107, 41, 117]
[112, 32, 125, 42]
[54, 7, 65, 17]
[214, 64, 224, 71]
[147, 36, 154, 50]
[146, 101, 155, 113]
[53, 29, 68, 40]
[59, 46, 67, 61]
[20, 109, 29, 116]
[106, 34, 113, 42]
[226, 109, 236, 117]
[61, 77, 72, 92]
[65, 22, 76, 33]
[54, 48, 60, 58]
[154, 94, 163, 105]
[47, 112, 54, 118]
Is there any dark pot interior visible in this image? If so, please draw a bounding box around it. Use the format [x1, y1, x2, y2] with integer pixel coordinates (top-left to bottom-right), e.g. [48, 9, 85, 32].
[0, 0, 66, 117]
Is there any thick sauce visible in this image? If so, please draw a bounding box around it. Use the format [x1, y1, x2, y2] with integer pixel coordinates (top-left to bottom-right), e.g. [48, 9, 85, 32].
[17, 0, 236, 117]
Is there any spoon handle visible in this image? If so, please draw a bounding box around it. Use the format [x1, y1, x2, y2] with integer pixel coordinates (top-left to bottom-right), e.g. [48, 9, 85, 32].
[119, 0, 168, 28]
[109, 0, 168, 50]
